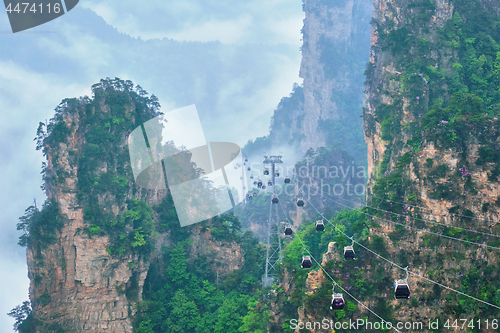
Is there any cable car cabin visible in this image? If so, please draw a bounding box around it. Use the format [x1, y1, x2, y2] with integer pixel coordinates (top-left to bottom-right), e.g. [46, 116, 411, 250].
[268, 181, 273, 186]
[284, 176, 291, 183]
[263, 168, 270, 175]
[250, 175, 254, 179]
[394, 280, 410, 299]
[297, 199, 305, 207]
[330, 293, 345, 310]
[247, 195, 253, 200]
[315, 220, 325, 231]
[257, 181, 263, 188]
[284, 225, 293, 235]
[245, 158, 248, 162]
[271, 195, 279, 204]
[275, 172, 280, 177]
[262, 185, 267, 189]
[247, 167, 251, 171]
[253, 191, 257, 197]
[343, 246, 355, 260]
[253, 181, 257, 185]
[301, 256, 312, 268]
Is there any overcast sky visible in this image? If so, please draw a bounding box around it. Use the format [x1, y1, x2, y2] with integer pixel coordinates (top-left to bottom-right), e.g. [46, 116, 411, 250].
[0, 0, 303, 331]
[80, 0, 303, 44]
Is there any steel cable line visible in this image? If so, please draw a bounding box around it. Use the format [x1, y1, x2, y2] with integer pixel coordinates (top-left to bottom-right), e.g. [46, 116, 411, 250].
[293, 231, 402, 332]
[278, 196, 400, 324]
[354, 241, 500, 311]
[324, 193, 500, 251]
[295, 179, 500, 251]
[319, 191, 500, 239]
[369, 194, 498, 224]
[297, 188, 500, 311]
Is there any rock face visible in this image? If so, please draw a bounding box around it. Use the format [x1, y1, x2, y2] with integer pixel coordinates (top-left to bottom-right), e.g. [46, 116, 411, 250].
[364, 0, 500, 221]
[26, 82, 245, 332]
[28, 104, 154, 332]
[299, 0, 372, 152]
[364, 0, 454, 187]
[361, 0, 500, 324]
[189, 226, 243, 275]
[267, 0, 372, 155]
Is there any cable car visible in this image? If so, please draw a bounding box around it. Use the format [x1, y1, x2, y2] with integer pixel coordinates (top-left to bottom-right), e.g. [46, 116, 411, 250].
[275, 172, 280, 177]
[253, 181, 257, 185]
[245, 158, 248, 162]
[253, 191, 257, 197]
[263, 168, 269, 175]
[297, 199, 304, 207]
[257, 180, 263, 188]
[262, 185, 266, 189]
[315, 220, 325, 231]
[247, 167, 251, 171]
[268, 181, 272, 186]
[271, 195, 279, 204]
[343, 246, 355, 260]
[394, 267, 410, 299]
[284, 225, 292, 235]
[301, 255, 312, 268]
[394, 280, 410, 299]
[284, 176, 291, 184]
[250, 174, 254, 179]
[330, 293, 345, 310]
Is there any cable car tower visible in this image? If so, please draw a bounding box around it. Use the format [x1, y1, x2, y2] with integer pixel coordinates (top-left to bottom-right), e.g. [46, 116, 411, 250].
[262, 155, 283, 287]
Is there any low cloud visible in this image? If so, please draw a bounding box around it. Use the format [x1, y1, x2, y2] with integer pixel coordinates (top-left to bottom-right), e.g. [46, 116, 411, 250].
[0, 61, 90, 332]
[80, 0, 304, 45]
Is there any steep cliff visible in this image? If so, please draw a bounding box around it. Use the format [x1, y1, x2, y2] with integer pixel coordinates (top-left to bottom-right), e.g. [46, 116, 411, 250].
[299, 0, 371, 155]
[360, 0, 500, 323]
[246, 0, 371, 161]
[19, 79, 247, 333]
[265, 1, 500, 331]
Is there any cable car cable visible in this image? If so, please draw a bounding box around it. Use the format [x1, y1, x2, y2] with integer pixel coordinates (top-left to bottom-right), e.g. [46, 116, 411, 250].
[298, 189, 500, 311]
[369, 194, 498, 224]
[322, 194, 500, 251]
[354, 240, 500, 311]
[320, 192, 500, 239]
[294, 232, 401, 332]
[295, 180, 500, 251]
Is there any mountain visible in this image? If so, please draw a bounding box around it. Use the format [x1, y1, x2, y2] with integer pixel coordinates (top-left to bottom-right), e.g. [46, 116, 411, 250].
[11, 79, 267, 332]
[244, 0, 371, 162]
[267, 0, 500, 332]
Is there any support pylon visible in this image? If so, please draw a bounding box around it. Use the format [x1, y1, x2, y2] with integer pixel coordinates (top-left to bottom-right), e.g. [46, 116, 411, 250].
[262, 155, 283, 287]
